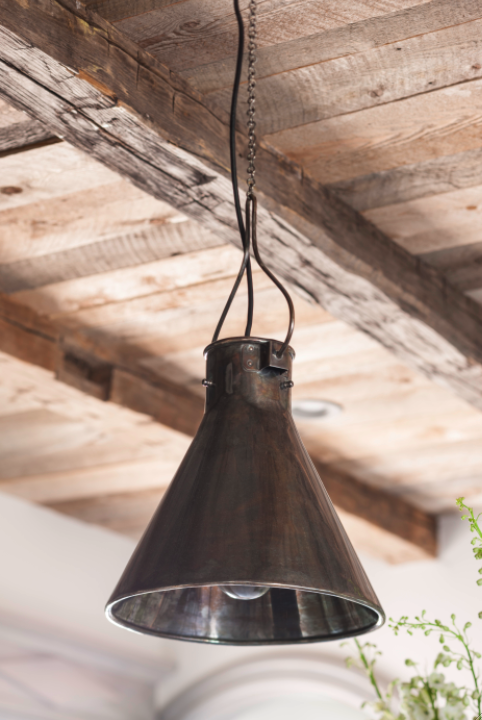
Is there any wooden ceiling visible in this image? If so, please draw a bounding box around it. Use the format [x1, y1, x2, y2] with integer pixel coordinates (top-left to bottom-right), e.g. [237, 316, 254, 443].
[1, 0, 482, 564]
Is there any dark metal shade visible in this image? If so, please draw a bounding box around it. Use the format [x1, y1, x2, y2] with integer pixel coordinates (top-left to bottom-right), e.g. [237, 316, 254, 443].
[106, 337, 385, 644]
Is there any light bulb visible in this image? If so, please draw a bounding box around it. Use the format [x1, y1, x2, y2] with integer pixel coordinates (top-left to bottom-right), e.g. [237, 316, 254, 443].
[220, 585, 270, 600]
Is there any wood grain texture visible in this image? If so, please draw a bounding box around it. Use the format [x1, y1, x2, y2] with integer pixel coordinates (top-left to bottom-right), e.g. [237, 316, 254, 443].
[208, 17, 482, 135]
[0, 457, 180, 503]
[182, 0, 482, 94]
[0, 218, 222, 293]
[47, 487, 168, 538]
[266, 78, 482, 185]
[330, 147, 482, 212]
[0, 120, 57, 156]
[364, 184, 482, 254]
[10, 245, 242, 315]
[0, 182, 185, 265]
[115, 0, 424, 71]
[420, 242, 482, 295]
[0, 293, 204, 436]
[84, 0, 175, 23]
[2, 6, 482, 414]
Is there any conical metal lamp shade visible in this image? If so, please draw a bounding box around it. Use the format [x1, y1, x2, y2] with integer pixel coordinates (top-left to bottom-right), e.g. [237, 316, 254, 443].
[106, 338, 385, 644]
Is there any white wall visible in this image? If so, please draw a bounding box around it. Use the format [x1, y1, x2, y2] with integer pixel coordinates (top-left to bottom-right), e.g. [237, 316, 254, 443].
[0, 491, 480, 720]
[0, 491, 170, 663]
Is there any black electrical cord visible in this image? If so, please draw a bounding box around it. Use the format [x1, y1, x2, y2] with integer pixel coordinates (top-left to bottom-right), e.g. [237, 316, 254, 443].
[211, 0, 254, 343]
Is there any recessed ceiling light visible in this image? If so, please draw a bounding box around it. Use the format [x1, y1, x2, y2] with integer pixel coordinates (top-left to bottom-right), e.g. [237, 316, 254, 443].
[292, 399, 343, 421]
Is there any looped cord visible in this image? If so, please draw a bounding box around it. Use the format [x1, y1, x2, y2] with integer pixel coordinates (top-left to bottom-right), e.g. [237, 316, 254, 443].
[246, 195, 295, 357]
[211, 0, 295, 356]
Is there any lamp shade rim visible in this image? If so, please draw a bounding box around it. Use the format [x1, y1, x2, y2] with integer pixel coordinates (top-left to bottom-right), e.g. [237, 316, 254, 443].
[105, 583, 385, 646]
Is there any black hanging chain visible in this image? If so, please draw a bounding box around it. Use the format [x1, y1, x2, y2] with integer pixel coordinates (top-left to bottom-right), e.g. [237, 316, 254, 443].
[246, 0, 257, 198]
[211, 0, 295, 355]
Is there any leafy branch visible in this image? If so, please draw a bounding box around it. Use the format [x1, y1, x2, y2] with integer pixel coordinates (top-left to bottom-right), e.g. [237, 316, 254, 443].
[390, 613, 481, 720]
[342, 640, 402, 720]
[456, 498, 482, 602]
[342, 498, 482, 720]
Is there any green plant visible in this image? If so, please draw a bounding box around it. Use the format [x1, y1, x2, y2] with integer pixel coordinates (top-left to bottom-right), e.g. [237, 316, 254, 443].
[342, 640, 402, 720]
[456, 498, 482, 600]
[390, 613, 480, 720]
[342, 499, 482, 720]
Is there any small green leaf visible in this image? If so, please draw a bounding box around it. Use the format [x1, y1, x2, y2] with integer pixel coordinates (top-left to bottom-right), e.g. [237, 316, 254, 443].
[464, 622, 472, 630]
[477, 578, 482, 586]
[405, 659, 416, 666]
[439, 635, 445, 643]
[443, 646, 451, 652]
[478, 611, 482, 619]
[457, 659, 463, 670]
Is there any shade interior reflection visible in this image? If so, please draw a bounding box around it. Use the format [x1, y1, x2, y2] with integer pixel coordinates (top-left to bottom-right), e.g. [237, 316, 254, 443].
[110, 586, 379, 644]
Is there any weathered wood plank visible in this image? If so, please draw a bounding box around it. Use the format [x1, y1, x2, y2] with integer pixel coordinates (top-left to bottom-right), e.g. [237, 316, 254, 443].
[364, 184, 482, 255]
[337, 437, 482, 496]
[420, 241, 482, 295]
[115, 0, 425, 72]
[111, 368, 203, 437]
[208, 17, 482, 135]
[10, 245, 241, 315]
[0, 181, 185, 265]
[0, 220, 222, 293]
[47, 488, 167, 538]
[266, 77, 482, 185]
[0, 301, 439, 560]
[0, 313, 57, 370]
[2, 5, 482, 416]
[0, 120, 57, 157]
[84, 0, 175, 23]
[182, 0, 482, 94]
[0, 456, 182, 503]
[330, 147, 482, 212]
[0, 294, 205, 436]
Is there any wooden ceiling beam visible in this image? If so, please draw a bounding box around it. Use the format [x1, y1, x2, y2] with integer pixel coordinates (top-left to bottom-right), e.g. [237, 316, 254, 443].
[1, 3, 482, 413]
[0, 293, 437, 562]
[0, 294, 204, 435]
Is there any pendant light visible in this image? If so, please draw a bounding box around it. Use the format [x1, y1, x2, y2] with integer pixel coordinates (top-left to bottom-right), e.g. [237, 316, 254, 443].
[105, 0, 385, 644]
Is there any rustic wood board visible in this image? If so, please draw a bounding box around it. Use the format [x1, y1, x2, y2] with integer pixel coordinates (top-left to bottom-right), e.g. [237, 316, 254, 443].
[266, 78, 482, 185]
[364, 184, 482, 255]
[114, 0, 426, 72]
